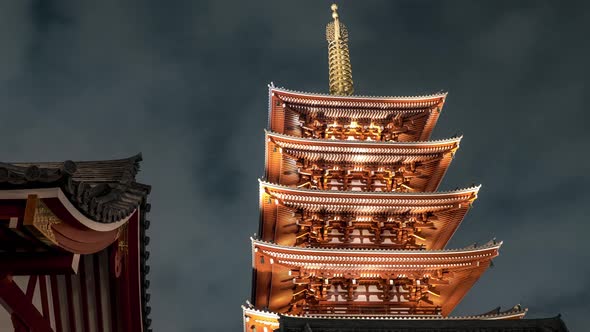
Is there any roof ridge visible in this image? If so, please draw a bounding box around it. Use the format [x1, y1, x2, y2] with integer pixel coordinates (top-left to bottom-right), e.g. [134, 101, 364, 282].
[259, 180, 481, 196]
[5, 153, 143, 166]
[251, 237, 502, 253]
[243, 303, 527, 320]
[269, 84, 448, 101]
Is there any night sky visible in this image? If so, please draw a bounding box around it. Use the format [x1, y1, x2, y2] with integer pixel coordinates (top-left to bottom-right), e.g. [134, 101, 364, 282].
[1, 0, 589, 331]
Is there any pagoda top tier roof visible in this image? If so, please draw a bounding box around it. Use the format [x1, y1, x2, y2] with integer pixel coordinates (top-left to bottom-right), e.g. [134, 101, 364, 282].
[271, 84, 447, 110]
[268, 84, 447, 142]
[260, 181, 479, 213]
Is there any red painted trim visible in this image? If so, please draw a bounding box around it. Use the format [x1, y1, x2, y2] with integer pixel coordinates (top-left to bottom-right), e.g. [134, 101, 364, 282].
[43, 197, 128, 232]
[53, 229, 118, 254]
[38, 276, 50, 321]
[44, 197, 120, 254]
[126, 211, 143, 332]
[51, 219, 118, 242]
[119, 251, 132, 332]
[0, 200, 26, 219]
[65, 274, 77, 332]
[93, 254, 105, 332]
[109, 248, 120, 332]
[79, 257, 90, 332]
[0, 275, 53, 332]
[25, 275, 37, 300]
[49, 275, 62, 332]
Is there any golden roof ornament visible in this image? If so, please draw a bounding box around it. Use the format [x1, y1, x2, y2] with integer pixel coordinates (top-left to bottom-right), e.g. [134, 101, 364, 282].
[326, 3, 354, 96]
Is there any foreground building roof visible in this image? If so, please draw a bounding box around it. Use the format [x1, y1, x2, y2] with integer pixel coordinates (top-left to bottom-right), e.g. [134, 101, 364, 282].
[0, 154, 152, 331]
[1, 154, 150, 223]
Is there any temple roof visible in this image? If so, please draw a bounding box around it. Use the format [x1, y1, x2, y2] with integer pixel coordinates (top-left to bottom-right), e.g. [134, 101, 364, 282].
[242, 304, 528, 321]
[252, 238, 501, 316]
[252, 238, 501, 269]
[268, 85, 447, 142]
[260, 181, 479, 213]
[0, 154, 151, 224]
[0, 153, 153, 330]
[266, 130, 461, 162]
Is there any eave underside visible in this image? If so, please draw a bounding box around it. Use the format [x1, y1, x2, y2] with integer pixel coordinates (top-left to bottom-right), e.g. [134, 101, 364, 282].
[265, 132, 459, 193]
[252, 240, 500, 317]
[259, 183, 476, 249]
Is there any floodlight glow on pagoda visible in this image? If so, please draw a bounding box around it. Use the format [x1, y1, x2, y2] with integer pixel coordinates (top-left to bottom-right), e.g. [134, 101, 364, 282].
[242, 4, 529, 332]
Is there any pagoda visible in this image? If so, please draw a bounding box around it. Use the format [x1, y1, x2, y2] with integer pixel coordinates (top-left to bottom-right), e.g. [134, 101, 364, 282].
[243, 4, 568, 332]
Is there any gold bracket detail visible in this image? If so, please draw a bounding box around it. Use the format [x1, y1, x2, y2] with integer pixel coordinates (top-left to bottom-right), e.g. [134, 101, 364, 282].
[23, 195, 62, 247]
[117, 222, 129, 254]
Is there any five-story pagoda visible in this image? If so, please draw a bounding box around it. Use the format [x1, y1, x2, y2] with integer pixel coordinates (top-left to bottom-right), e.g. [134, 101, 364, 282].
[242, 4, 563, 332]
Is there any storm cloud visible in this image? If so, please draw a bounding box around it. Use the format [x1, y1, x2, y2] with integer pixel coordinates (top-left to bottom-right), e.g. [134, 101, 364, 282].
[1, 0, 588, 330]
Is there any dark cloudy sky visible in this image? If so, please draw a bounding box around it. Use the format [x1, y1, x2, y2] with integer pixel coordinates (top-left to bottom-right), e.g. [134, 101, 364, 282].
[1, 0, 589, 330]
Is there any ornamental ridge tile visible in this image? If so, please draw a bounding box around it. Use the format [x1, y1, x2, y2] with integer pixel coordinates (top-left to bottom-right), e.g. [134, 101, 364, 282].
[1, 154, 150, 224]
[242, 305, 281, 319]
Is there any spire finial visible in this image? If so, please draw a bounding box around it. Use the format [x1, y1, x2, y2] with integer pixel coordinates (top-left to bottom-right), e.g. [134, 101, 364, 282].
[326, 3, 354, 96]
[331, 3, 339, 19]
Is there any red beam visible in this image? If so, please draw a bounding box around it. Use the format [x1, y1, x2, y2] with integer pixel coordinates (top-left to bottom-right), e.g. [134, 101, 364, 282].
[11, 314, 28, 332]
[0, 275, 53, 332]
[26, 275, 37, 300]
[0, 252, 79, 276]
[0, 200, 26, 219]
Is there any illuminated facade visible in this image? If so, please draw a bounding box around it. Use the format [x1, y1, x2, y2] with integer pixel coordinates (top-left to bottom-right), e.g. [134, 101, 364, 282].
[243, 4, 568, 332]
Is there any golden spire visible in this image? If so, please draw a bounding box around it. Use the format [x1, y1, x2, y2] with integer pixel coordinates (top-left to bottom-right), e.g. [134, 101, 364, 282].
[326, 3, 354, 96]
